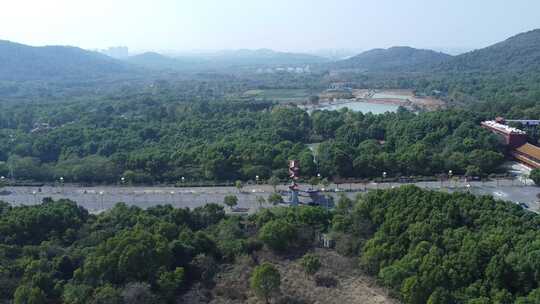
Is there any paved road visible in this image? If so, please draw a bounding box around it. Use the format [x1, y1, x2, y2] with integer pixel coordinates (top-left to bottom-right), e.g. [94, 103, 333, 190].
[1, 178, 538, 214]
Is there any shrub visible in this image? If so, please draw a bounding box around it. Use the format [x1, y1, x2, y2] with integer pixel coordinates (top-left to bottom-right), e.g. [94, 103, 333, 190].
[223, 195, 238, 209]
[258, 219, 297, 252]
[250, 262, 281, 304]
[530, 168, 540, 186]
[300, 253, 321, 276]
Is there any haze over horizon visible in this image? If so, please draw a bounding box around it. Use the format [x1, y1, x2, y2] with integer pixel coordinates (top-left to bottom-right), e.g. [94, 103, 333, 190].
[1, 0, 539, 54]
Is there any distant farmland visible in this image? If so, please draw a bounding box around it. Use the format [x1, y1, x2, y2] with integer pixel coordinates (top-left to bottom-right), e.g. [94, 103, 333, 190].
[241, 88, 313, 103]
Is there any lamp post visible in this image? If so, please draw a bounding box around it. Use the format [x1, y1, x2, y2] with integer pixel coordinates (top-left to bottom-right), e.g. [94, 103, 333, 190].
[8, 134, 15, 182]
[256, 175, 259, 185]
[121, 177, 125, 185]
[32, 190, 37, 204]
[382, 172, 387, 189]
[59, 177, 64, 194]
[448, 170, 453, 189]
[9, 164, 14, 183]
[99, 191, 104, 210]
[181, 176, 185, 186]
[9, 164, 14, 182]
[170, 191, 175, 204]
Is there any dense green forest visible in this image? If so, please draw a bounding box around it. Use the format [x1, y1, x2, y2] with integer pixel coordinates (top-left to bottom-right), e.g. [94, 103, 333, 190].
[0, 197, 332, 303]
[0, 91, 505, 184]
[3, 18, 540, 304]
[2, 186, 540, 303]
[346, 186, 540, 303]
[4, 27, 540, 185]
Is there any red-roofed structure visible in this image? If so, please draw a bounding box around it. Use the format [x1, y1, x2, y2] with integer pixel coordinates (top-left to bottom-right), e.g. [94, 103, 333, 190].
[511, 143, 540, 169]
[481, 120, 527, 148]
[482, 119, 540, 169]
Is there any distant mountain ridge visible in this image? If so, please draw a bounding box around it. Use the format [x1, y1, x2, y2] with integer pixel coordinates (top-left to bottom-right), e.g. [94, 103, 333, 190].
[126, 52, 192, 70]
[435, 29, 540, 73]
[0, 40, 327, 81]
[332, 29, 540, 74]
[2, 28, 540, 82]
[333, 46, 452, 72]
[0, 40, 134, 81]
[203, 48, 326, 63]
[126, 49, 328, 71]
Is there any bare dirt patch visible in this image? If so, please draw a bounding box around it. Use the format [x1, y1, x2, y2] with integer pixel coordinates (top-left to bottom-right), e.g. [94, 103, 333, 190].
[351, 89, 445, 111]
[274, 249, 398, 304]
[185, 248, 398, 304]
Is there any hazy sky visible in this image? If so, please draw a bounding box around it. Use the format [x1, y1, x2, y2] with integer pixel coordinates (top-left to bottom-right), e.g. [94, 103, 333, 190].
[1, 0, 539, 53]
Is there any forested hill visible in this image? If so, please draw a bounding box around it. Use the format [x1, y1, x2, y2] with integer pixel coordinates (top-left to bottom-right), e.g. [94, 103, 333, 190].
[205, 49, 328, 66]
[326, 29, 540, 105]
[436, 29, 540, 73]
[127, 49, 328, 71]
[0, 40, 136, 81]
[3, 186, 540, 303]
[412, 29, 540, 105]
[332, 46, 452, 72]
[126, 52, 192, 70]
[331, 29, 540, 74]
